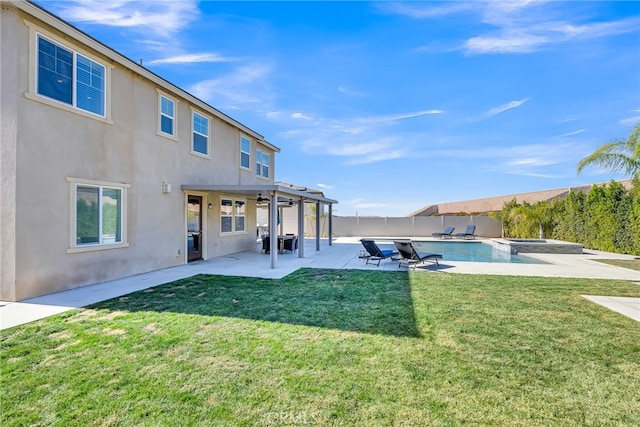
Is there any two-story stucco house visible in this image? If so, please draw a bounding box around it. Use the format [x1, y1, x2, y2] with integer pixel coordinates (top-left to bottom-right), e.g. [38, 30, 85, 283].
[1, 0, 336, 301]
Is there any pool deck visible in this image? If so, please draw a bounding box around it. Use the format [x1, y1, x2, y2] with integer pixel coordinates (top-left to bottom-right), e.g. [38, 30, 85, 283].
[1, 237, 638, 330]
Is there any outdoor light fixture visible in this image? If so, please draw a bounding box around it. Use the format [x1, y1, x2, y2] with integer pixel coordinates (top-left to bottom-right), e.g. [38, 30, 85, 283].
[208, 203, 213, 209]
[288, 199, 293, 206]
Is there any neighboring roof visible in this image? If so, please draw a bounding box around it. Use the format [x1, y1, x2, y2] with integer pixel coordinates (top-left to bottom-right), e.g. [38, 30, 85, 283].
[409, 179, 634, 216]
[180, 184, 338, 205]
[11, 0, 279, 153]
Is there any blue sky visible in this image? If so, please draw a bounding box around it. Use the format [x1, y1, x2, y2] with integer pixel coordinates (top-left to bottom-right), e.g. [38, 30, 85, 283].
[38, 0, 640, 216]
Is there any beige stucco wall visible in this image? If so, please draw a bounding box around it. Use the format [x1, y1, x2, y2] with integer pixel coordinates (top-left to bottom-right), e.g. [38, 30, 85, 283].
[1, 4, 274, 300]
[1, 3, 20, 301]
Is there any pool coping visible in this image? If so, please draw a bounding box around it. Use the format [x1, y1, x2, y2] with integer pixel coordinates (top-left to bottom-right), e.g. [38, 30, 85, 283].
[491, 238, 584, 255]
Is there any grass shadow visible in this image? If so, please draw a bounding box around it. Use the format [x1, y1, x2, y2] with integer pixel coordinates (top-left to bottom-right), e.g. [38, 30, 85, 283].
[89, 268, 421, 337]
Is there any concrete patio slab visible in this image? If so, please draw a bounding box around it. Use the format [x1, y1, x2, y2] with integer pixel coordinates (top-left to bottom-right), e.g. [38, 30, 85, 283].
[2, 237, 639, 330]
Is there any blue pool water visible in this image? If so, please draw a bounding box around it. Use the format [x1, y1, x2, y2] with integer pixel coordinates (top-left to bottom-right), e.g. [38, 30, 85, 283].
[410, 241, 548, 264]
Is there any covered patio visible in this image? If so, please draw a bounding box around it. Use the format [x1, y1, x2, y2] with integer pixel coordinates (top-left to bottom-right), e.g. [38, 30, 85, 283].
[180, 183, 338, 269]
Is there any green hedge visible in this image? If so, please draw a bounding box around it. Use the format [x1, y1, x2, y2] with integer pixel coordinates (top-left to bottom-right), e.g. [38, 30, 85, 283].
[498, 179, 640, 255]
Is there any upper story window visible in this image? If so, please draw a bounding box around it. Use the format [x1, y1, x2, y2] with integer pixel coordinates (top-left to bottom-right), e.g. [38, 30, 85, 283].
[256, 149, 269, 178]
[192, 111, 209, 156]
[159, 94, 175, 137]
[37, 34, 105, 117]
[240, 136, 251, 169]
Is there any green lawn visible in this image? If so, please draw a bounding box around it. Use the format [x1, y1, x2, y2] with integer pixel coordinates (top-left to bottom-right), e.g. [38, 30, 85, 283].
[593, 258, 640, 272]
[2, 269, 639, 426]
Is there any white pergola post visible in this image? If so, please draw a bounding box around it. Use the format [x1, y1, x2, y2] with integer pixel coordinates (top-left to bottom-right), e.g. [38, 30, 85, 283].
[297, 198, 305, 258]
[315, 201, 321, 251]
[269, 192, 278, 268]
[328, 204, 333, 246]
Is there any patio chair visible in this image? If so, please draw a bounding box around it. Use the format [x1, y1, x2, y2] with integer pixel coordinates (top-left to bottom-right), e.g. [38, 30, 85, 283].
[262, 236, 271, 253]
[432, 226, 455, 239]
[394, 240, 442, 269]
[360, 239, 399, 266]
[282, 235, 298, 253]
[455, 224, 476, 240]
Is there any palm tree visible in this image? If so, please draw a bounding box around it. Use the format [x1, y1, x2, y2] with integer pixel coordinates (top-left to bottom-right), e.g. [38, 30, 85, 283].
[510, 201, 553, 239]
[577, 124, 640, 178]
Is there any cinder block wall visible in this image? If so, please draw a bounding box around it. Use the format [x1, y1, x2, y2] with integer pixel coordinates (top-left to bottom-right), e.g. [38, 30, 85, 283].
[332, 216, 501, 238]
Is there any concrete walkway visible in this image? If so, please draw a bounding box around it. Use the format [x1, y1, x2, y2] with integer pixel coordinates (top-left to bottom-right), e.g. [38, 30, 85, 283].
[1, 237, 638, 330]
[581, 296, 640, 322]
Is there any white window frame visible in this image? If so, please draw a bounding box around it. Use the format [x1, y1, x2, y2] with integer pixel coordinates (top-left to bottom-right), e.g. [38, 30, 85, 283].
[27, 30, 112, 122]
[191, 109, 210, 158]
[256, 148, 270, 178]
[235, 200, 246, 232]
[240, 135, 251, 169]
[157, 91, 178, 140]
[66, 177, 130, 253]
[220, 197, 247, 235]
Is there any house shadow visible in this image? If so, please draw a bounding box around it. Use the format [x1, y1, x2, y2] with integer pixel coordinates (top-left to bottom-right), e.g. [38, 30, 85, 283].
[89, 268, 422, 338]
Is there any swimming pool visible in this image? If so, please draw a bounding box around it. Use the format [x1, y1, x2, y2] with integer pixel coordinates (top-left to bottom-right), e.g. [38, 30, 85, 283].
[411, 241, 548, 264]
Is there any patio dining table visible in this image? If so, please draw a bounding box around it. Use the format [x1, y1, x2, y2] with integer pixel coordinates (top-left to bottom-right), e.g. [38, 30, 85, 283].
[263, 235, 297, 254]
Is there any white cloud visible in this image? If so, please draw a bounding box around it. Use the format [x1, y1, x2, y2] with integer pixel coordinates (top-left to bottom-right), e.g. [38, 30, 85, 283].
[326, 142, 391, 157]
[147, 53, 237, 65]
[358, 110, 444, 124]
[271, 108, 443, 165]
[459, 2, 640, 55]
[504, 171, 559, 178]
[291, 112, 313, 121]
[559, 129, 585, 137]
[338, 86, 367, 97]
[265, 111, 284, 119]
[465, 35, 547, 54]
[317, 183, 333, 189]
[430, 141, 583, 179]
[506, 157, 556, 167]
[377, 2, 477, 19]
[347, 149, 408, 165]
[47, 0, 200, 38]
[491, 142, 581, 178]
[480, 98, 529, 119]
[620, 115, 640, 126]
[188, 63, 274, 108]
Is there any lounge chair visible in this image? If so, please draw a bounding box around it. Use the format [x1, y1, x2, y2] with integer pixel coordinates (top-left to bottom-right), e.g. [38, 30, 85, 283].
[455, 225, 476, 240]
[432, 226, 455, 239]
[394, 240, 442, 269]
[360, 239, 399, 266]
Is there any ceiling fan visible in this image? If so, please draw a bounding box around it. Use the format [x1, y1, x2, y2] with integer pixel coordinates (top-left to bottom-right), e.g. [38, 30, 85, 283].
[256, 194, 267, 203]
